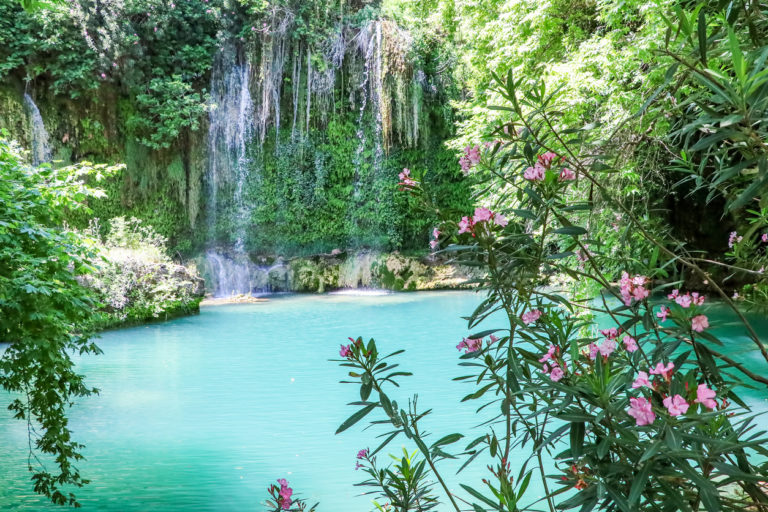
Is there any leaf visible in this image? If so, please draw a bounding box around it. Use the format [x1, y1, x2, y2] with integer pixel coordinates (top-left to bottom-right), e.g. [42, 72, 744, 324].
[553, 226, 587, 236]
[460, 484, 499, 509]
[431, 433, 464, 449]
[336, 404, 377, 434]
[628, 461, 653, 505]
[570, 422, 585, 458]
[697, 9, 707, 67]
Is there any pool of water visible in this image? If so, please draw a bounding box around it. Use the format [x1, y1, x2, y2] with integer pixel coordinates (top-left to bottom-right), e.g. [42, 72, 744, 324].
[1, 291, 767, 511]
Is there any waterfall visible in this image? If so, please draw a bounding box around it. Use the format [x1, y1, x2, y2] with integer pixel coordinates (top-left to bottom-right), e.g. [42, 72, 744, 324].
[205, 45, 258, 296]
[23, 93, 52, 166]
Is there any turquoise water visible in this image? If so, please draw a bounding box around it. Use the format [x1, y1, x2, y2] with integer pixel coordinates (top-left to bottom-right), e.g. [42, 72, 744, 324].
[1, 291, 767, 511]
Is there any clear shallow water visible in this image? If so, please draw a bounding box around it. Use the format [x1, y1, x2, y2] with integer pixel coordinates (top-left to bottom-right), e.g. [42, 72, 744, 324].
[0, 292, 767, 511]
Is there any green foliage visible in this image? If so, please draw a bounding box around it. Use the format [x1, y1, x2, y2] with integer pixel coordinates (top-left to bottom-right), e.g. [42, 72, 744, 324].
[85, 217, 203, 330]
[328, 67, 768, 511]
[0, 2, 99, 96]
[126, 77, 209, 150]
[0, 138, 118, 507]
[206, 113, 468, 255]
[656, 2, 768, 212]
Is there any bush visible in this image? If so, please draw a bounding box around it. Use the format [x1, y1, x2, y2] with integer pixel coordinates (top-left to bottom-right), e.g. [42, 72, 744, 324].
[0, 138, 117, 506]
[85, 217, 204, 329]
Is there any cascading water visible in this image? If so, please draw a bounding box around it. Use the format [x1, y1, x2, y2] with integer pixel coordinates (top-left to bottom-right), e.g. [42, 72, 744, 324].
[23, 93, 52, 166]
[204, 45, 262, 297]
[201, 18, 427, 296]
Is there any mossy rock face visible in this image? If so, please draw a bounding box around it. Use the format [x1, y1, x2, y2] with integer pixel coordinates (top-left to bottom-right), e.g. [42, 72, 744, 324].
[372, 253, 433, 291]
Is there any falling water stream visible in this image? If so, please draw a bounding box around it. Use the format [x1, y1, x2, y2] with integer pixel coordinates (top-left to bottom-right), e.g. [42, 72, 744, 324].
[23, 93, 52, 166]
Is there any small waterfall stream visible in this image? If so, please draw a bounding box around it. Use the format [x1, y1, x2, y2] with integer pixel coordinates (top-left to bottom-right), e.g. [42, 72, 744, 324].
[23, 93, 52, 166]
[204, 46, 263, 296]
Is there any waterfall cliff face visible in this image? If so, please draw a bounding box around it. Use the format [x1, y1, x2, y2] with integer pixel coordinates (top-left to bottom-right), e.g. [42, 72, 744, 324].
[204, 46, 261, 297]
[200, 20, 434, 297]
[23, 93, 52, 166]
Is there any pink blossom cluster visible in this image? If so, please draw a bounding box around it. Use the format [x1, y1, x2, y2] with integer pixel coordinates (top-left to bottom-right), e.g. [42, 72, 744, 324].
[355, 448, 369, 470]
[459, 145, 482, 174]
[618, 272, 650, 306]
[763, 233, 768, 243]
[539, 344, 565, 382]
[340, 337, 364, 358]
[523, 152, 575, 182]
[458, 207, 508, 235]
[521, 309, 542, 324]
[276, 479, 293, 510]
[589, 327, 638, 359]
[398, 168, 417, 190]
[666, 290, 709, 332]
[456, 334, 499, 354]
[628, 363, 718, 425]
[430, 227, 440, 250]
[728, 231, 743, 248]
[667, 289, 705, 308]
[456, 337, 483, 354]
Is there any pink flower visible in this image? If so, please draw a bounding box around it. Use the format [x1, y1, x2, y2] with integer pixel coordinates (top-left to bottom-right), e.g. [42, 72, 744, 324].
[632, 286, 650, 301]
[676, 294, 692, 308]
[619, 272, 650, 306]
[457, 337, 483, 354]
[460, 145, 481, 173]
[398, 168, 417, 189]
[357, 448, 369, 459]
[632, 371, 651, 389]
[539, 344, 556, 363]
[523, 163, 546, 181]
[458, 216, 473, 234]
[694, 383, 717, 410]
[627, 397, 655, 426]
[432, 228, 440, 239]
[622, 335, 638, 352]
[521, 309, 542, 324]
[538, 152, 558, 167]
[100, 73, 107, 79]
[691, 315, 709, 333]
[600, 328, 619, 340]
[559, 167, 576, 181]
[650, 362, 675, 381]
[466, 145, 481, 164]
[663, 394, 690, 416]
[762, 233, 768, 243]
[598, 339, 617, 358]
[657, 305, 669, 322]
[473, 207, 493, 223]
[667, 289, 680, 300]
[550, 366, 564, 382]
[728, 231, 742, 248]
[691, 292, 705, 306]
[588, 343, 599, 361]
[494, 213, 508, 227]
[340, 344, 352, 358]
[488, 334, 499, 346]
[276, 479, 293, 510]
[429, 239, 439, 250]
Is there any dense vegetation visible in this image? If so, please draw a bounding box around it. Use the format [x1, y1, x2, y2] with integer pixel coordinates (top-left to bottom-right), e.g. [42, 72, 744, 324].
[0, 0, 470, 254]
[2, 0, 768, 509]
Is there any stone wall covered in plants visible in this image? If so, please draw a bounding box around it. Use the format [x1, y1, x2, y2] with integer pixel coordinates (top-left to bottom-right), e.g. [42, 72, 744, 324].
[0, 0, 470, 261]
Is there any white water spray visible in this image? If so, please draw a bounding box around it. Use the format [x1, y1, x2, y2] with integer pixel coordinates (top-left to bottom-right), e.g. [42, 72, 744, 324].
[23, 93, 52, 166]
